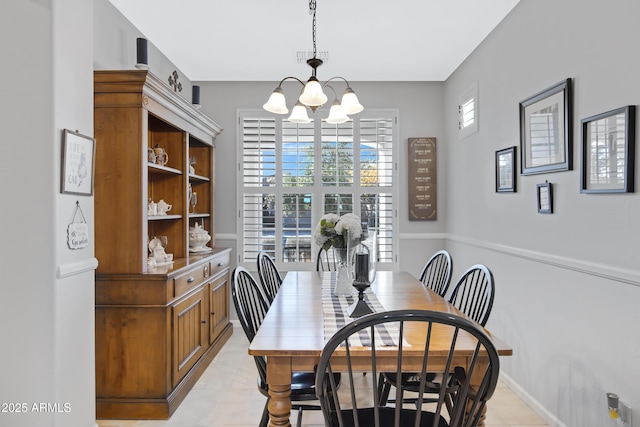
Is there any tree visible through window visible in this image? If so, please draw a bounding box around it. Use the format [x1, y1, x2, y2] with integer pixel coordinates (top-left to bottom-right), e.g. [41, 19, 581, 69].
[238, 110, 397, 268]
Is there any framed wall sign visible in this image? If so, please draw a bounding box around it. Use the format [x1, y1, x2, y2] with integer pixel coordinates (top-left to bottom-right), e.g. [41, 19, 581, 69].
[537, 182, 553, 214]
[61, 129, 96, 196]
[580, 105, 636, 193]
[519, 78, 572, 175]
[408, 137, 437, 220]
[495, 146, 517, 193]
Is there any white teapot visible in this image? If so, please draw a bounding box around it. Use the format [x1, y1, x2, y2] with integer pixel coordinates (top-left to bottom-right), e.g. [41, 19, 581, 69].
[189, 222, 211, 251]
[157, 199, 172, 215]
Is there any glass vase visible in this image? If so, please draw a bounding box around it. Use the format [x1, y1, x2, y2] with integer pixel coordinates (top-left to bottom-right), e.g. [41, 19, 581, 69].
[334, 247, 354, 296]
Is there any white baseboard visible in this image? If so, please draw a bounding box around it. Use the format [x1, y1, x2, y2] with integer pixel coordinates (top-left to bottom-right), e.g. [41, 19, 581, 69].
[499, 372, 566, 427]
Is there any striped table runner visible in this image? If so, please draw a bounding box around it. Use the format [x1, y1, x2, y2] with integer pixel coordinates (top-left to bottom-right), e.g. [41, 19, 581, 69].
[321, 272, 400, 347]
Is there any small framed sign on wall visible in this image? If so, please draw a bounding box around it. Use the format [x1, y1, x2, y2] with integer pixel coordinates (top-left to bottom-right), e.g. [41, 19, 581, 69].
[408, 137, 437, 220]
[61, 129, 95, 196]
[537, 182, 553, 214]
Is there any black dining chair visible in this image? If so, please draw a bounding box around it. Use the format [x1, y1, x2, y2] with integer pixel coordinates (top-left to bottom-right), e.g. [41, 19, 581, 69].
[256, 251, 283, 305]
[315, 309, 501, 427]
[447, 264, 495, 327]
[379, 264, 496, 410]
[232, 266, 331, 427]
[418, 249, 453, 298]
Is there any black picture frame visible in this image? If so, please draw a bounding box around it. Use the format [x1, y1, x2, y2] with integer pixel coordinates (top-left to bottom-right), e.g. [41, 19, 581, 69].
[495, 146, 517, 193]
[537, 182, 553, 214]
[519, 78, 572, 175]
[580, 105, 636, 194]
[61, 129, 96, 196]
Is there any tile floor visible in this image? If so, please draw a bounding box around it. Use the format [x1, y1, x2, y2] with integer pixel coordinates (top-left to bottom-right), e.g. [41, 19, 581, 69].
[97, 326, 549, 427]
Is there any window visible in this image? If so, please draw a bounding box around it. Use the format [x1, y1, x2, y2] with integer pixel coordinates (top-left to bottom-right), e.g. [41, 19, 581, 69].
[238, 109, 398, 269]
[458, 82, 479, 139]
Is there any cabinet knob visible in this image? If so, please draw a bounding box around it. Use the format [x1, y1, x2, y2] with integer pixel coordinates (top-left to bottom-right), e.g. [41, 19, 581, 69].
[210, 311, 215, 315]
[201, 319, 207, 324]
[217, 262, 223, 267]
[187, 276, 195, 283]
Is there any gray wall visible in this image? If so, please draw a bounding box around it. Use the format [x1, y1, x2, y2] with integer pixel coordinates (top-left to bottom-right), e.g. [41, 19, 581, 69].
[1, 1, 96, 427]
[444, 0, 640, 425]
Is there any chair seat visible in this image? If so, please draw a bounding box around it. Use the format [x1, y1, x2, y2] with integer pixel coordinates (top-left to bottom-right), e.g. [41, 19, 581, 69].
[258, 372, 341, 400]
[382, 372, 458, 394]
[329, 407, 449, 427]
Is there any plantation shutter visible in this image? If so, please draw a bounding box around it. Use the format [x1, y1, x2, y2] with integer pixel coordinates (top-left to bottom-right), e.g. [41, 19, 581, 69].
[241, 117, 277, 261]
[239, 110, 397, 268]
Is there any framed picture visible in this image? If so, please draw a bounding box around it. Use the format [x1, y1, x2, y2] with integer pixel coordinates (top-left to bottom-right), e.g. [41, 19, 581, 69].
[580, 105, 636, 193]
[537, 182, 553, 214]
[495, 146, 517, 193]
[61, 129, 96, 196]
[519, 78, 572, 175]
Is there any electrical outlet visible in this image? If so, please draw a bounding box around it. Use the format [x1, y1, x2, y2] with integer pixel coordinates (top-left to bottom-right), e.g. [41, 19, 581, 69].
[619, 401, 632, 425]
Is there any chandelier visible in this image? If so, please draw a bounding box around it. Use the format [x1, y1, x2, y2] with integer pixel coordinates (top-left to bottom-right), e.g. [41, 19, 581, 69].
[263, 0, 363, 124]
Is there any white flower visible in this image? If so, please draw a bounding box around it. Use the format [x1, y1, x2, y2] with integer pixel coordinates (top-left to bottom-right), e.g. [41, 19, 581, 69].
[313, 213, 339, 246]
[322, 213, 340, 224]
[335, 213, 362, 240]
[314, 212, 362, 250]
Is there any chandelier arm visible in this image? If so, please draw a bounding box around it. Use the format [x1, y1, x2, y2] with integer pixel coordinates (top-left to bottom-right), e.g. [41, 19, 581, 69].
[321, 76, 351, 88]
[276, 76, 307, 88]
[323, 84, 338, 99]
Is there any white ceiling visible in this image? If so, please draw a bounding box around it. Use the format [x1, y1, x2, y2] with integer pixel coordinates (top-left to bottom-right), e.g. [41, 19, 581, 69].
[107, 0, 520, 82]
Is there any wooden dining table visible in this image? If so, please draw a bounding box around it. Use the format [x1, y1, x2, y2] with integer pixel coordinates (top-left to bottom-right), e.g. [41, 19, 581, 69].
[248, 270, 513, 427]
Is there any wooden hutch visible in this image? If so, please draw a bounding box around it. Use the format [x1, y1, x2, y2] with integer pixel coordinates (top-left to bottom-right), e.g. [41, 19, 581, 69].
[93, 70, 232, 419]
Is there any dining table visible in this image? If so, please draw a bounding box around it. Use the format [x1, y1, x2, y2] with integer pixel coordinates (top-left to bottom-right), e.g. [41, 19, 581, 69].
[248, 270, 513, 427]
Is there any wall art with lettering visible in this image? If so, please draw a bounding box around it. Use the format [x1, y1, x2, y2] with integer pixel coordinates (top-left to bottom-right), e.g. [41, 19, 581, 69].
[408, 137, 437, 220]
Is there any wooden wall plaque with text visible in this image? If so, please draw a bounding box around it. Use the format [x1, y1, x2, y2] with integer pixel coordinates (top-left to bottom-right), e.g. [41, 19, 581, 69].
[408, 137, 437, 220]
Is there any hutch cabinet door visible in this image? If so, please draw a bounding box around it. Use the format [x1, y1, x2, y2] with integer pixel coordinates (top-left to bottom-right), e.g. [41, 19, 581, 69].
[171, 286, 208, 387]
[209, 275, 229, 344]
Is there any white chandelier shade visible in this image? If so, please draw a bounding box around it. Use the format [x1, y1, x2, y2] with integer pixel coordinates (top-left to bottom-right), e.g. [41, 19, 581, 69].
[263, 87, 289, 115]
[298, 77, 328, 107]
[340, 87, 364, 115]
[287, 101, 312, 123]
[326, 99, 350, 124]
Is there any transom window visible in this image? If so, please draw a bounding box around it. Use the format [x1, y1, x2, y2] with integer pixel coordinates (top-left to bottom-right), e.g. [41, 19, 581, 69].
[458, 82, 479, 139]
[237, 109, 398, 270]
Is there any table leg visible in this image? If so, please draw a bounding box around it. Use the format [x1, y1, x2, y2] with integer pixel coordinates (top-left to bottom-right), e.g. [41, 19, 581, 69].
[468, 358, 489, 427]
[267, 356, 293, 427]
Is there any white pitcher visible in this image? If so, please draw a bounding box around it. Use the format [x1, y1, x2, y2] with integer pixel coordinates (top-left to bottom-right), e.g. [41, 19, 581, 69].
[148, 200, 157, 216]
[157, 199, 172, 215]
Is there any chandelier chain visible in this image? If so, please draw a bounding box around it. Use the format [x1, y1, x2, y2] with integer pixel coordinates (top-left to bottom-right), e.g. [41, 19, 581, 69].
[309, 0, 317, 58]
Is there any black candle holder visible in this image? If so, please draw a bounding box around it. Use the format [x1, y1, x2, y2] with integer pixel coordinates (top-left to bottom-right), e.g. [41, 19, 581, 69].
[347, 278, 373, 318]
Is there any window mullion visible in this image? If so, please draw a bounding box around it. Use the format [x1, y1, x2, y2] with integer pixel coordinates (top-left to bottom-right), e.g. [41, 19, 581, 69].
[274, 118, 283, 261]
[313, 118, 323, 236]
[353, 117, 361, 219]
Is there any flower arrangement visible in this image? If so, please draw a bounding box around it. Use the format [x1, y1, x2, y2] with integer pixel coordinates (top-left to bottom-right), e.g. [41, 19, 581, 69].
[313, 213, 363, 252]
